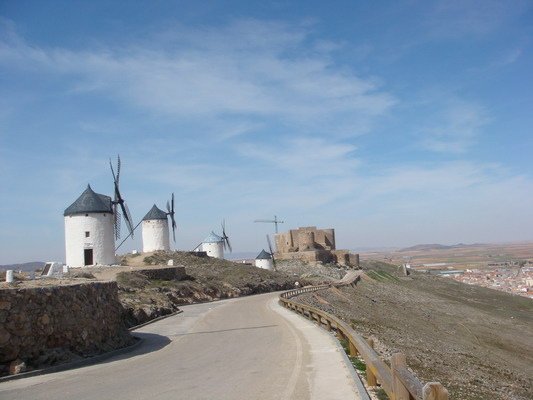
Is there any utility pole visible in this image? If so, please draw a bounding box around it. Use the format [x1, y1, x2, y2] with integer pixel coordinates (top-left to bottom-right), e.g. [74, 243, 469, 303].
[254, 215, 284, 233]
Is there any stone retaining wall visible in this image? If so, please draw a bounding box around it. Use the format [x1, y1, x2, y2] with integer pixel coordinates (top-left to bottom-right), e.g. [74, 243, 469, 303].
[0, 281, 133, 375]
[135, 266, 187, 281]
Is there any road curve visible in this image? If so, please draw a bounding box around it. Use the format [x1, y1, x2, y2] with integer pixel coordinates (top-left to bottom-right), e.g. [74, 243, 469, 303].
[0, 292, 362, 400]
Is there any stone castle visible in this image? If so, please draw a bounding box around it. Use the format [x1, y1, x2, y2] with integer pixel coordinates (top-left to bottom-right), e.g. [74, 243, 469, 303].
[274, 226, 359, 267]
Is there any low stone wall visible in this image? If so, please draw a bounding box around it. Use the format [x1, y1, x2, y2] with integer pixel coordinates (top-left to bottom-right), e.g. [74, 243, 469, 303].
[0, 281, 133, 375]
[135, 266, 187, 281]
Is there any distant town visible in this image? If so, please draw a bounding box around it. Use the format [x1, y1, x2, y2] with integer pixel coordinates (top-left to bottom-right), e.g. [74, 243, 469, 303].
[360, 242, 533, 300]
[450, 264, 533, 299]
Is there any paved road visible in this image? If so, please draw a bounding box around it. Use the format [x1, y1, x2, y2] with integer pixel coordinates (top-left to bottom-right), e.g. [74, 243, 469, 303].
[0, 293, 362, 400]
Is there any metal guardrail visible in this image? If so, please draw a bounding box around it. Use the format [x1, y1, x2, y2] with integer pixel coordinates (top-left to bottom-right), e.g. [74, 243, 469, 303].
[279, 284, 449, 400]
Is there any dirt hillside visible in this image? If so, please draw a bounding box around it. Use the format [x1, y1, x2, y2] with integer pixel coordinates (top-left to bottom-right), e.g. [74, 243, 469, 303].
[296, 261, 533, 400]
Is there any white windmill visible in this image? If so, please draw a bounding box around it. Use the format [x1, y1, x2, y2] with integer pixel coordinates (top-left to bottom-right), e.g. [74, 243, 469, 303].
[141, 193, 177, 252]
[254, 235, 276, 270]
[194, 220, 232, 259]
[64, 156, 134, 267]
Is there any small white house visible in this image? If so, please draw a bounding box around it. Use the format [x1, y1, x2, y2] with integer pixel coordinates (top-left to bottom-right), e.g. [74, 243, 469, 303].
[142, 205, 170, 252]
[255, 249, 273, 270]
[195, 232, 224, 259]
[64, 185, 116, 267]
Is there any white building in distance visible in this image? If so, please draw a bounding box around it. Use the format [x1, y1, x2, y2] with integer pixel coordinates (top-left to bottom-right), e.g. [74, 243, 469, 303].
[142, 205, 170, 252]
[64, 185, 116, 267]
[255, 249, 273, 270]
[195, 232, 224, 259]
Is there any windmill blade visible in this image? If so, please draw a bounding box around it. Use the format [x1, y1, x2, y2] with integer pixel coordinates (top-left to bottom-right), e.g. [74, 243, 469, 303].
[225, 236, 232, 253]
[120, 201, 134, 238]
[221, 219, 231, 252]
[116, 155, 121, 185]
[268, 236, 278, 271]
[267, 234, 274, 255]
[171, 192, 175, 214]
[109, 158, 117, 182]
[171, 221, 176, 243]
[110, 158, 122, 203]
[110, 154, 134, 238]
[170, 211, 176, 243]
[166, 193, 177, 243]
[114, 205, 121, 239]
[267, 235, 276, 271]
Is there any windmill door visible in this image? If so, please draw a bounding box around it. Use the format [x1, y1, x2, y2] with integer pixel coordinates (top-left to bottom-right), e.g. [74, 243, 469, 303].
[84, 249, 93, 266]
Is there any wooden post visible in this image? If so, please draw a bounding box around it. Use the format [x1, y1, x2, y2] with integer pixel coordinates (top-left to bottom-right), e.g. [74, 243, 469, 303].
[326, 319, 332, 331]
[423, 382, 449, 400]
[349, 340, 358, 357]
[366, 338, 377, 387]
[391, 353, 410, 400]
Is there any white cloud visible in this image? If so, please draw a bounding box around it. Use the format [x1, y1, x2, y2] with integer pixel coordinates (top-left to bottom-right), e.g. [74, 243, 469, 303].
[239, 137, 358, 178]
[418, 99, 489, 153]
[0, 19, 395, 137]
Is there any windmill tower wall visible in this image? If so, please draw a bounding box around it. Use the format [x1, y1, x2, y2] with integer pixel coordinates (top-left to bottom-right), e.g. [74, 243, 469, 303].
[142, 219, 170, 252]
[255, 259, 273, 270]
[201, 242, 224, 259]
[64, 213, 116, 267]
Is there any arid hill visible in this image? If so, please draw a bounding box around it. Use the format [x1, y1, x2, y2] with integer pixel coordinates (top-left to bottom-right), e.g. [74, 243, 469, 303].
[296, 261, 533, 400]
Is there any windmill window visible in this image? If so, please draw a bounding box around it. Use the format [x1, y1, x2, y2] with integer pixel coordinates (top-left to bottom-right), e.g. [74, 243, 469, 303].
[85, 231, 90, 238]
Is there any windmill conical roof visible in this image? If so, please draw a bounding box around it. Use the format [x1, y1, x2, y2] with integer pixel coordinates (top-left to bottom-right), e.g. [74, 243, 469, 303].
[64, 185, 113, 216]
[256, 249, 272, 260]
[203, 231, 224, 243]
[142, 204, 167, 221]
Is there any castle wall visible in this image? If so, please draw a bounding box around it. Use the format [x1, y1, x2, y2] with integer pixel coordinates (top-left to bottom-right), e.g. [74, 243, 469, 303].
[323, 229, 336, 249]
[274, 231, 293, 254]
[299, 230, 316, 250]
[274, 226, 358, 267]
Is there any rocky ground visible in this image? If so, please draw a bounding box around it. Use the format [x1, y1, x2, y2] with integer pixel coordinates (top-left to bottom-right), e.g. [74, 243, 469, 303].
[295, 260, 533, 400]
[116, 251, 341, 327]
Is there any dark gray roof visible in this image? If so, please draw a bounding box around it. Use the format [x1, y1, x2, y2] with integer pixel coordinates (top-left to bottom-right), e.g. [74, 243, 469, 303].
[143, 204, 168, 221]
[64, 185, 113, 216]
[256, 249, 272, 260]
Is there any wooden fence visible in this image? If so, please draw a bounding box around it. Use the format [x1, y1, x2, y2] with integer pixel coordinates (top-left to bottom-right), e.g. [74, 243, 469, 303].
[279, 285, 449, 400]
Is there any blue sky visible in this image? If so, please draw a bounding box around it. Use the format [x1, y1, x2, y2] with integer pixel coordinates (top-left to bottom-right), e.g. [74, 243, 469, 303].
[0, 1, 532, 263]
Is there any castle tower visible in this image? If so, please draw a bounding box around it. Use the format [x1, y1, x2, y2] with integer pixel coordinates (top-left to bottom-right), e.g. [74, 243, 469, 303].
[299, 230, 316, 251]
[255, 249, 273, 270]
[64, 185, 116, 267]
[142, 205, 170, 253]
[196, 232, 224, 259]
